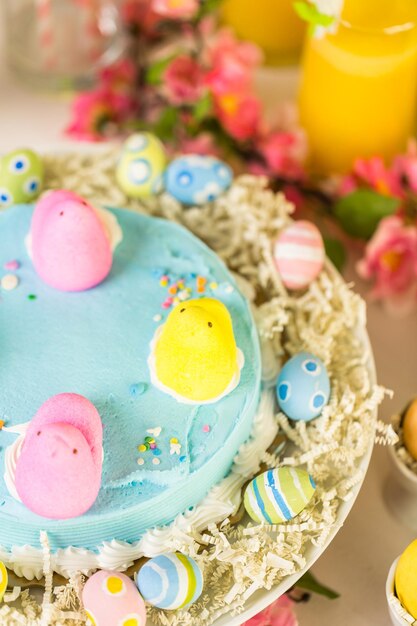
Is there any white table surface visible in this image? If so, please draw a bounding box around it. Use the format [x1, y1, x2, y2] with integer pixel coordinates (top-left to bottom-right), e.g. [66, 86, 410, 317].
[1, 20, 417, 626]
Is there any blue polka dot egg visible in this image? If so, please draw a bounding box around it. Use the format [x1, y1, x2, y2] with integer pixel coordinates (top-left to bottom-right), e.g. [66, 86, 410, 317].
[137, 552, 203, 610]
[276, 352, 330, 422]
[0, 148, 43, 207]
[116, 132, 166, 198]
[165, 154, 233, 205]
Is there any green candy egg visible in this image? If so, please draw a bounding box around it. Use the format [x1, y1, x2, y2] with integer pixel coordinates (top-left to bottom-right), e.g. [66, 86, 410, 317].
[0, 148, 44, 207]
[116, 132, 166, 199]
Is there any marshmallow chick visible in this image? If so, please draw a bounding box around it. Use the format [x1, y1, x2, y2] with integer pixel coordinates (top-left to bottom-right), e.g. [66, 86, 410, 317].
[30, 190, 122, 291]
[150, 298, 243, 403]
[15, 393, 103, 519]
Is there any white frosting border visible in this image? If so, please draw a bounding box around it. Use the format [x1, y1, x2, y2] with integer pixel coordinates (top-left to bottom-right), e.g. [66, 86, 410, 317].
[0, 391, 277, 580]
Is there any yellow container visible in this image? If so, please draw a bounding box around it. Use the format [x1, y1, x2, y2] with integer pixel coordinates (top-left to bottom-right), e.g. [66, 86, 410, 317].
[221, 0, 305, 65]
[299, 0, 417, 175]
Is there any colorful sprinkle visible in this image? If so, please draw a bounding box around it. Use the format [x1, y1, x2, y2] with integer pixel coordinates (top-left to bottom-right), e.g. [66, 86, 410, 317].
[4, 260, 20, 271]
[179, 455, 186, 463]
[152, 448, 162, 456]
[209, 282, 218, 290]
[28, 294, 37, 300]
[150, 443, 156, 450]
[225, 284, 234, 294]
[145, 436, 155, 443]
[138, 444, 147, 453]
[137, 458, 144, 466]
[160, 275, 169, 287]
[152, 457, 160, 465]
[202, 424, 210, 433]
[153, 314, 162, 322]
[129, 382, 147, 397]
[168, 284, 178, 295]
[0, 420, 4, 430]
[170, 438, 178, 444]
[1, 274, 18, 291]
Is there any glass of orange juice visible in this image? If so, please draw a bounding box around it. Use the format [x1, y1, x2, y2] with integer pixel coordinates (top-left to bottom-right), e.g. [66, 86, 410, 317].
[221, 0, 305, 65]
[299, 0, 417, 175]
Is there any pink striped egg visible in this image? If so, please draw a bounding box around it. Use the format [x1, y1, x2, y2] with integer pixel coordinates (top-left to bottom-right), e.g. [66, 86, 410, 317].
[273, 221, 324, 290]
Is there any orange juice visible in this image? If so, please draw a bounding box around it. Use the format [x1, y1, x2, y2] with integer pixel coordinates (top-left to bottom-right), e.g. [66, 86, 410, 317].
[221, 0, 305, 65]
[299, 0, 417, 174]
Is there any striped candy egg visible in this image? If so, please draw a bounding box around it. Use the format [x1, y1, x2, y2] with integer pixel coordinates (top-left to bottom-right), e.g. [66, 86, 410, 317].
[137, 553, 203, 610]
[244, 467, 316, 524]
[0, 561, 8, 602]
[273, 221, 324, 290]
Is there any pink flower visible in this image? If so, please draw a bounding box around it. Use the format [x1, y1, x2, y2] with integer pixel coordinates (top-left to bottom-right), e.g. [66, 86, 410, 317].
[243, 595, 298, 626]
[121, 0, 160, 33]
[152, 0, 199, 20]
[177, 133, 220, 156]
[392, 139, 417, 193]
[357, 215, 417, 316]
[205, 29, 263, 96]
[164, 55, 205, 104]
[338, 156, 402, 197]
[259, 130, 307, 180]
[215, 92, 262, 141]
[65, 88, 135, 142]
[99, 59, 137, 94]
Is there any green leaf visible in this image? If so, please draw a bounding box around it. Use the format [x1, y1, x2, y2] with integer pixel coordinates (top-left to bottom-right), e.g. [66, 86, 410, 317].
[296, 571, 340, 599]
[193, 92, 213, 122]
[146, 56, 175, 86]
[153, 106, 179, 141]
[293, 1, 335, 27]
[323, 237, 347, 272]
[197, 0, 224, 19]
[334, 189, 400, 239]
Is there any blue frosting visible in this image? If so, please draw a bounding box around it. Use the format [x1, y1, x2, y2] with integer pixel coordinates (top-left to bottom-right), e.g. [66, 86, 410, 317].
[0, 204, 261, 551]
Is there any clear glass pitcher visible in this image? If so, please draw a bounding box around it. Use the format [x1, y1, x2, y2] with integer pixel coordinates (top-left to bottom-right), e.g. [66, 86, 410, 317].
[2, 0, 126, 91]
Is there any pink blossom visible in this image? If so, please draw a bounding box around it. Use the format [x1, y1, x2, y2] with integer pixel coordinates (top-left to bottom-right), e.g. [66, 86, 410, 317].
[177, 133, 220, 156]
[392, 139, 417, 193]
[215, 92, 262, 141]
[338, 156, 402, 197]
[357, 215, 417, 315]
[205, 29, 263, 96]
[259, 130, 307, 180]
[243, 595, 298, 626]
[164, 55, 205, 104]
[99, 59, 137, 94]
[121, 0, 160, 33]
[152, 0, 199, 20]
[65, 88, 135, 142]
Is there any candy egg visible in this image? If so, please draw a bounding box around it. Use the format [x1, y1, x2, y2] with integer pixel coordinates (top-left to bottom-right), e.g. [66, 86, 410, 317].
[165, 155, 233, 205]
[116, 132, 166, 198]
[137, 553, 203, 610]
[0, 148, 44, 207]
[0, 561, 8, 602]
[276, 352, 330, 422]
[83, 570, 146, 626]
[395, 539, 417, 619]
[403, 399, 417, 461]
[244, 467, 316, 524]
[273, 220, 325, 290]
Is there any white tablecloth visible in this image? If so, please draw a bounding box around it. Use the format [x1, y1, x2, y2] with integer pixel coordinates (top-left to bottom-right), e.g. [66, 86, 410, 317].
[1, 21, 417, 625]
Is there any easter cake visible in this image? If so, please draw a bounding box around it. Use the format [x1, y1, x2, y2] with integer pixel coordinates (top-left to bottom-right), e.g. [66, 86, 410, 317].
[0, 137, 382, 625]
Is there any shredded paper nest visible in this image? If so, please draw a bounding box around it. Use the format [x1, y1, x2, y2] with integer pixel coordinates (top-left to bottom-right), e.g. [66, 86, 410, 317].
[1, 149, 387, 625]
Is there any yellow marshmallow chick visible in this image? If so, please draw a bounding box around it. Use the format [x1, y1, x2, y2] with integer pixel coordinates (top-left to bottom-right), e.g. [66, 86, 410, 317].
[0, 561, 8, 602]
[152, 298, 243, 403]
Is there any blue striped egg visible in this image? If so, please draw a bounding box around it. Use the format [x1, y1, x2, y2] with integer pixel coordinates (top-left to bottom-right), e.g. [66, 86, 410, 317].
[244, 467, 316, 524]
[137, 552, 203, 610]
[165, 155, 233, 205]
[276, 352, 330, 422]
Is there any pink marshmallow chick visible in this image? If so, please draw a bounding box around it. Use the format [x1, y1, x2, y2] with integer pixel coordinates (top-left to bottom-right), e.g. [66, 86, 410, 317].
[83, 570, 147, 626]
[15, 393, 103, 519]
[31, 190, 113, 291]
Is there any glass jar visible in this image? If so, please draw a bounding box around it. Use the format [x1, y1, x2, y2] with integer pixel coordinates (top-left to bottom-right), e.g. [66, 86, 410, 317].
[299, 0, 417, 175]
[2, 0, 126, 91]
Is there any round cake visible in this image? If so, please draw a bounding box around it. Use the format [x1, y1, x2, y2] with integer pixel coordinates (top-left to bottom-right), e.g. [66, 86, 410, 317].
[0, 202, 261, 555]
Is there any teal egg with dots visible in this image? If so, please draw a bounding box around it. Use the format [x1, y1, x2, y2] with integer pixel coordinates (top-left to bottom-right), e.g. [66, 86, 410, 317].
[137, 552, 203, 610]
[276, 352, 330, 422]
[116, 132, 167, 199]
[0, 148, 44, 207]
